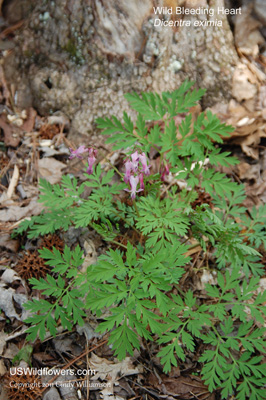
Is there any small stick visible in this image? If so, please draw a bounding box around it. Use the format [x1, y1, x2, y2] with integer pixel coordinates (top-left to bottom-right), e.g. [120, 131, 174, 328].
[40, 339, 108, 393]
[7, 165, 19, 198]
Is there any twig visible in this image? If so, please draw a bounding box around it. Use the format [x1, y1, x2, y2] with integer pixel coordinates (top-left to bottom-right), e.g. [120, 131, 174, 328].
[40, 339, 108, 393]
[0, 20, 24, 38]
[6, 165, 19, 198]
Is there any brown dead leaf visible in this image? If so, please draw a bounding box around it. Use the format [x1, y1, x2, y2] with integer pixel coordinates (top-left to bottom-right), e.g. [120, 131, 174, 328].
[89, 353, 141, 398]
[20, 107, 36, 132]
[232, 63, 258, 102]
[234, 5, 264, 57]
[237, 127, 266, 159]
[33, 352, 58, 365]
[89, 353, 141, 382]
[0, 197, 45, 222]
[0, 115, 20, 147]
[38, 157, 66, 184]
[0, 267, 21, 284]
[258, 86, 266, 111]
[80, 239, 97, 273]
[3, 343, 20, 359]
[245, 181, 266, 205]
[0, 285, 21, 320]
[209, 100, 266, 159]
[0, 331, 8, 355]
[0, 233, 19, 252]
[237, 162, 260, 181]
[149, 373, 214, 399]
[0, 359, 7, 376]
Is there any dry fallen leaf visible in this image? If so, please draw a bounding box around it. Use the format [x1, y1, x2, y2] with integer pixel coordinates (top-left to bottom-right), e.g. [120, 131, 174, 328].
[237, 162, 260, 181]
[0, 233, 19, 252]
[20, 108, 37, 132]
[234, 5, 264, 57]
[0, 268, 21, 284]
[3, 342, 20, 360]
[0, 359, 7, 376]
[89, 353, 141, 399]
[209, 100, 266, 159]
[80, 239, 97, 273]
[196, 269, 217, 291]
[245, 180, 266, 206]
[0, 331, 8, 355]
[0, 285, 21, 320]
[0, 115, 20, 147]
[0, 267, 30, 321]
[40, 387, 61, 400]
[149, 373, 214, 399]
[38, 157, 66, 184]
[0, 197, 45, 222]
[90, 353, 141, 381]
[232, 63, 258, 102]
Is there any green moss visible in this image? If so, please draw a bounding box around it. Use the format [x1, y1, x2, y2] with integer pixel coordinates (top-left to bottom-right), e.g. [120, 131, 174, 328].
[23, 50, 34, 58]
[63, 38, 85, 66]
[64, 39, 77, 58]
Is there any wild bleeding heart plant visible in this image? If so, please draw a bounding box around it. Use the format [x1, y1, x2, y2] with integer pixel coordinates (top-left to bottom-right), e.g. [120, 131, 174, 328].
[16, 81, 266, 399]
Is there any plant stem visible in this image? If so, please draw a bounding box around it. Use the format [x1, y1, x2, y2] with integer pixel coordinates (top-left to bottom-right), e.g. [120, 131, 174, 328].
[111, 209, 141, 235]
[88, 222, 128, 249]
[105, 159, 123, 178]
[111, 239, 127, 249]
[133, 200, 140, 218]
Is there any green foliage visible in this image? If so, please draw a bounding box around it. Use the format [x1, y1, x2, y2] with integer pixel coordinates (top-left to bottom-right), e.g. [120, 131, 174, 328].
[15, 81, 266, 399]
[136, 196, 190, 249]
[24, 245, 86, 341]
[12, 345, 33, 366]
[200, 320, 266, 400]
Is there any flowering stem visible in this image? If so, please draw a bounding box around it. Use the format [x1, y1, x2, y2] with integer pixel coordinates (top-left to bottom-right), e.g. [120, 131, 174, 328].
[110, 239, 128, 250]
[112, 209, 141, 235]
[133, 200, 140, 218]
[105, 160, 123, 178]
[88, 222, 128, 249]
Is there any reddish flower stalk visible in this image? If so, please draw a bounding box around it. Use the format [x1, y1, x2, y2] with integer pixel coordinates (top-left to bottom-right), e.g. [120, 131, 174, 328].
[160, 163, 170, 182]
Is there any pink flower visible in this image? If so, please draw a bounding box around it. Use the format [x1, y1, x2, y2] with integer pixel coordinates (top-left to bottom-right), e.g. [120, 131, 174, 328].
[69, 145, 89, 159]
[124, 151, 150, 196]
[124, 160, 133, 183]
[125, 175, 142, 199]
[86, 148, 97, 175]
[131, 151, 140, 172]
[139, 152, 151, 176]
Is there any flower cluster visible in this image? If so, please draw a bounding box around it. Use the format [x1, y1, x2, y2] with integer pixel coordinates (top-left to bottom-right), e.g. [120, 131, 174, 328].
[124, 151, 150, 199]
[69, 146, 97, 175]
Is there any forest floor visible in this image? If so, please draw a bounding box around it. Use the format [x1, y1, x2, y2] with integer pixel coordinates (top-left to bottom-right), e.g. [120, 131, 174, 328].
[1, 4, 266, 400]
